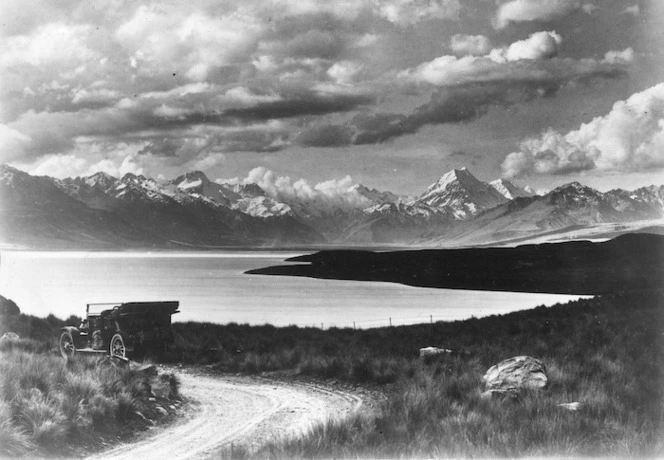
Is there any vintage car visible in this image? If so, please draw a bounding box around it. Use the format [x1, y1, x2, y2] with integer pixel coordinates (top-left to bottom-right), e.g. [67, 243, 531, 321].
[59, 301, 180, 359]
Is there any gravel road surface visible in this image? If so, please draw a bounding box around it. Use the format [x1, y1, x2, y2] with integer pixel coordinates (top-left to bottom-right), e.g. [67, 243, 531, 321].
[93, 367, 363, 459]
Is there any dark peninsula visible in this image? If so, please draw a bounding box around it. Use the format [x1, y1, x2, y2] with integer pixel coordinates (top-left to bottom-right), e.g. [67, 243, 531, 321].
[246, 233, 664, 295]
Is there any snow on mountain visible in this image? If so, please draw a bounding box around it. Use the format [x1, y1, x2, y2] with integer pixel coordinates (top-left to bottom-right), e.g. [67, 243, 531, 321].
[414, 167, 508, 219]
[351, 184, 403, 205]
[169, 171, 240, 206]
[216, 181, 294, 218]
[226, 183, 267, 198]
[233, 196, 292, 218]
[489, 178, 534, 200]
[365, 201, 445, 219]
[4, 163, 663, 248]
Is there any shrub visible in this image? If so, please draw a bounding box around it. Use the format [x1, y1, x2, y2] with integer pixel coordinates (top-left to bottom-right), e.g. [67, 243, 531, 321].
[0, 350, 167, 456]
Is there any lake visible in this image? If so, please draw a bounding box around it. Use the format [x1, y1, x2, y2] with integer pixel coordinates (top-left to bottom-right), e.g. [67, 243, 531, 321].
[0, 251, 587, 328]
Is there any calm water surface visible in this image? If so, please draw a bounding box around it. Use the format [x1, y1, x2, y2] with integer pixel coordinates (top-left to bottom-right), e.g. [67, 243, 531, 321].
[0, 251, 586, 328]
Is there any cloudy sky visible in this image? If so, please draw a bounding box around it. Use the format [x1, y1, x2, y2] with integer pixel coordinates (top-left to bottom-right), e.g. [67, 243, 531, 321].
[1, 0, 663, 195]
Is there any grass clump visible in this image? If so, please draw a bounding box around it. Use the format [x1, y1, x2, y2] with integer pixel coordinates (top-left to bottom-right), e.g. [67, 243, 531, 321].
[0, 351, 174, 456]
[182, 290, 663, 458]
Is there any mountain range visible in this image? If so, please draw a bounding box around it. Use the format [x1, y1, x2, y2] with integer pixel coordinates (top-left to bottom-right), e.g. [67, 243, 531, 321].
[1, 164, 662, 249]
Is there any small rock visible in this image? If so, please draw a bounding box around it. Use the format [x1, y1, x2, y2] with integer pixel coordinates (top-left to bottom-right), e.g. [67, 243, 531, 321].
[419, 346, 452, 357]
[0, 332, 20, 342]
[558, 402, 582, 411]
[483, 356, 547, 392]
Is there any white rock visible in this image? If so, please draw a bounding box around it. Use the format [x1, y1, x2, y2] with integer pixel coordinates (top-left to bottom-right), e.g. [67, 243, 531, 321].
[483, 356, 547, 391]
[419, 346, 452, 357]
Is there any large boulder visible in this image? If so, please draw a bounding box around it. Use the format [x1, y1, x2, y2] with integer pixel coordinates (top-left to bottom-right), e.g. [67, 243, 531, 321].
[0, 296, 20, 316]
[483, 356, 547, 395]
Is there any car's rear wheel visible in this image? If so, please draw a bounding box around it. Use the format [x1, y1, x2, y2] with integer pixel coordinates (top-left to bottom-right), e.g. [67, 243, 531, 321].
[60, 331, 75, 359]
[110, 334, 126, 358]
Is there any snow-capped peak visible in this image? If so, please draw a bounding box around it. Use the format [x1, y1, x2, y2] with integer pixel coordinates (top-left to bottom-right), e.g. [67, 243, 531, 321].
[489, 178, 534, 200]
[84, 171, 117, 189]
[171, 171, 211, 190]
[351, 184, 401, 205]
[415, 167, 507, 219]
[425, 167, 475, 194]
[226, 183, 267, 198]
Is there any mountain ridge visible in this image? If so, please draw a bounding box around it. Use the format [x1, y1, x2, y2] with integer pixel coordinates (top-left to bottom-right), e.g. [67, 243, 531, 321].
[1, 164, 662, 249]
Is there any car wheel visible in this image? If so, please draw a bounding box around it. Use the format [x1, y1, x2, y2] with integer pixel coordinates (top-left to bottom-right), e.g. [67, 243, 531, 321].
[60, 331, 75, 359]
[110, 333, 126, 358]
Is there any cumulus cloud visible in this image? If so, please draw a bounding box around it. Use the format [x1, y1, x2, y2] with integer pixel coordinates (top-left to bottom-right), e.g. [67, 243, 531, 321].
[14, 148, 147, 179]
[376, 0, 460, 25]
[398, 31, 614, 87]
[282, 27, 630, 148]
[0, 124, 33, 162]
[621, 5, 640, 17]
[603, 48, 635, 65]
[497, 31, 563, 62]
[0, 0, 642, 180]
[221, 166, 371, 210]
[501, 83, 664, 177]
[450, 34, 491, 56]
[327, 61, 364, 84]
[495, 0, 581, 29]
[581, 4, 599, 14]
[115, 6, 261, 81]
[0, 23, 98, 67]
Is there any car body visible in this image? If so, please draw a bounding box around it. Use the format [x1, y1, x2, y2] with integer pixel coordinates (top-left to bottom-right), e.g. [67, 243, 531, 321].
[59, 301, 180, 359]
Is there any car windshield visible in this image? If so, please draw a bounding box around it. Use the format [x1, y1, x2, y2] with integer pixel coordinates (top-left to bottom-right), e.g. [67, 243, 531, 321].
[87, 303, 120, 316]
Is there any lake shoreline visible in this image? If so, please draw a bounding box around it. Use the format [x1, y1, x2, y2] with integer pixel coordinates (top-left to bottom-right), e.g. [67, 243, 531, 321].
[247, 233, 664, 295]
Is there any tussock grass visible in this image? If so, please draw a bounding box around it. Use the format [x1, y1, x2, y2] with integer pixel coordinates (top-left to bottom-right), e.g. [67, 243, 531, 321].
[0, 350, 174, 456]
[182, 290, 663, 458]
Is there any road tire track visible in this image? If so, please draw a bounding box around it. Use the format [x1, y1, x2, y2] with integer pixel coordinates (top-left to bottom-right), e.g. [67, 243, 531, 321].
[93, 367, 363, 460]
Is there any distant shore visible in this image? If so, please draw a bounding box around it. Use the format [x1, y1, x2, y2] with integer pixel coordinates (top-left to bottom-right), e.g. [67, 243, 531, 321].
[247, 233, 664, 295]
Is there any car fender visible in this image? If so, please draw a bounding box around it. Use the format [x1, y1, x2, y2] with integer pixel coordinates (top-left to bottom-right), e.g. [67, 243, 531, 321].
[61, 326, 80, 336]
[61, 326, 83, 349]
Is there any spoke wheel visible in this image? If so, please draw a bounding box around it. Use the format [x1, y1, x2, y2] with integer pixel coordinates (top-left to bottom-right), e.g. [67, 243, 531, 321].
[59, 331, 75, 359]
[110, 334, 126, 358]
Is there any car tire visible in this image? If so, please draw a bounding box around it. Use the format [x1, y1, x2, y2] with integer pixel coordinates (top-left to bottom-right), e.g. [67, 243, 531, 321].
[60, 330, 76, 359]
[110, 333, 126, 358]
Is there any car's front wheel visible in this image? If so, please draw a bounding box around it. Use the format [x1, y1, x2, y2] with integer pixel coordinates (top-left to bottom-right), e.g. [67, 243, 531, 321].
[60, 330, 76, 359]
[110, 333, 126, 358]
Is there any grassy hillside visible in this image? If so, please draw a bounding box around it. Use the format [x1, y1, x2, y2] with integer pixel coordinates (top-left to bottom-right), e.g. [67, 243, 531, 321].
[170, 290, 663, 458]
[2, 289, 661, 457]
[0, 309, 180, 457]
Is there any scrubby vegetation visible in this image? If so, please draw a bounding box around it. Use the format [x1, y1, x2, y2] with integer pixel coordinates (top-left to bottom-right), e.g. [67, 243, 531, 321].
[0, 307, 180, 457]
[2, 289, 662, 457]
[0, 350, 181, 457]
[172, 290, 663, 458]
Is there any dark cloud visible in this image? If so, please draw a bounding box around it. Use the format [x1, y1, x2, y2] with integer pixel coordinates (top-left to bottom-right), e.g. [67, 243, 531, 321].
[213, 129, 290, 153]
[348, 59, 628, 145]
[265, 29, 348, 60]
[297, 124, 353, 147]
[223, 91, 374, 121]
[137, 138, 188, 157]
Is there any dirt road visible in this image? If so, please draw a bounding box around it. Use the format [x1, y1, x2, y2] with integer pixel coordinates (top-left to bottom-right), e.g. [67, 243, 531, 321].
[94, 367, 363, 460]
